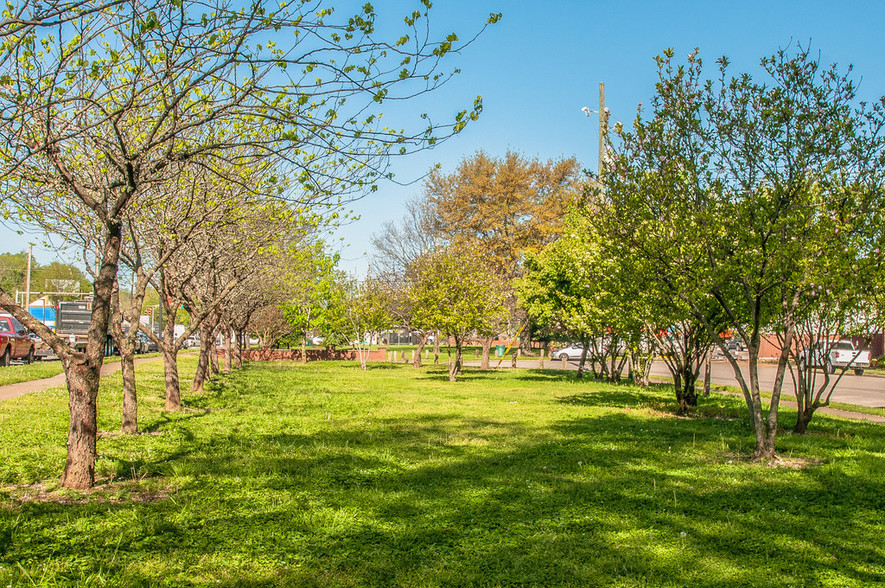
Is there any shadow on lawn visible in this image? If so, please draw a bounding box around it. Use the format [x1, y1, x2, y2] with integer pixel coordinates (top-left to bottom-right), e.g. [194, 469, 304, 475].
[4, 370, 885, 587]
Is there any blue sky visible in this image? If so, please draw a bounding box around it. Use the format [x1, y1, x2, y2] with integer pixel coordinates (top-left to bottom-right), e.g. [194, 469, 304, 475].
[329, 0, 885, 273]
[4, 0, 885, 275]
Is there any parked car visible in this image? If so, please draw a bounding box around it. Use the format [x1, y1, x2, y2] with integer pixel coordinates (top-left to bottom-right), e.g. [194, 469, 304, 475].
[798, 340, 871, 376]
[551, 343, 585, 360]
[136, 332, 158, 353]
[0, 313, 36, 366]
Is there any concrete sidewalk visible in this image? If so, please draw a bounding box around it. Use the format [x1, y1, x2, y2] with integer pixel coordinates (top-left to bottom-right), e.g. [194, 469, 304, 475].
[0, 355, 166, 402]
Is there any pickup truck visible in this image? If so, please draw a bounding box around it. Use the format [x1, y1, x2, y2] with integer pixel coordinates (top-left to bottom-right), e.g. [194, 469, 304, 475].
[0, 313, 36, 366]
[799, 340, 871, 376]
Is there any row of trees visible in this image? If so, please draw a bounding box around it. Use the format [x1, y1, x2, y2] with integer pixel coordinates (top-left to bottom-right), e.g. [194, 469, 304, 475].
[0, 0, 499, 489]
[520, 45, 885, 458]
[368, 150, 584, 380]
[314, 45, 885, 463]
[0, 251, 90, 297]
[240, 150, 583, 383]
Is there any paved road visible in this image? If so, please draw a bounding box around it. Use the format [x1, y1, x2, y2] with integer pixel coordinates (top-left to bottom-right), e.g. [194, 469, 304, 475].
[648, 361, 885, 409]
[464, 356, 885, 410]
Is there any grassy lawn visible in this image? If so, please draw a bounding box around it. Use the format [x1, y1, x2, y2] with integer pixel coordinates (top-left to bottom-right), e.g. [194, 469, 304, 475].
[0, 353, 172, 387]
[1, 359, 883, 587]
[0, 360, 65, 386]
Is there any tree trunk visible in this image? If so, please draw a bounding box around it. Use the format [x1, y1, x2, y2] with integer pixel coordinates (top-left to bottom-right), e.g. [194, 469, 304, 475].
[793, 407, 814, 434]
[192, 322, 214, 393]
[109, 284, 138, 434]
[61, 358, 100, 490]
[448, 337, 463, 382]
[233, 330, 243, 369]
[210, 336, 220, 375]
[301, 336, 308, 364]
[764, 311, 797, 454]
[162, 313, 181, 410]
[676, 367, 698, 413]
[413, 333, 430, 368]
[516, 312, 534, 355]
[703, 348, 712, 397]
[480, 336, 493, 370]
[629, 347, 654, 387]
[120, 350, 138, 433]
[60, 219, 122, 489]
[223, 327, 232, 373]
[162, 345, 181, 410]
[433, 332, 440, 365]
[576, 340, 589, 379]
[746, 341, 771, 458]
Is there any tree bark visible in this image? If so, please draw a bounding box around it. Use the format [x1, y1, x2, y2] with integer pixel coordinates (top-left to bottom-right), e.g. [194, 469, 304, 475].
[576, 340, 589, 379]
[109, 283, 138, 433]
[480, 336, 493, 370]
[162, 312, 181, 410]
[223, 327, 232, 373]
[60, 219, 122, 489]
[703, 348, 712, 397]
[233, 330, 243, 369]
[676, 367, 698, 413]
[448, 336, 463, 382]
[162, 345, 181, 410]
[61, 358, 100, 490]
[412, 333, 431, 368]
[192, 321, 214, 393]
[210, 336, 220, 375]
[517, 314, 534, 355]
[793, 408, 813, 434]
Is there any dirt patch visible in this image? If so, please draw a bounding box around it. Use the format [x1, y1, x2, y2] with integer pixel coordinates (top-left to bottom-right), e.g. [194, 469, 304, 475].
[1, 480, 173, 506]
[719, 451, 821, 469]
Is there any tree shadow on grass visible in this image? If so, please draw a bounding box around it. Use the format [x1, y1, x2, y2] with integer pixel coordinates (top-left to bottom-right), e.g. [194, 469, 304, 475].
[5, 371, 885, 587]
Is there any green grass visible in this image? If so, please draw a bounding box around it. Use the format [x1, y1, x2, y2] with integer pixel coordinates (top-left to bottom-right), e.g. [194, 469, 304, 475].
[0, 353, 170, 387]
[0, 359, 66, 386]
[1, 359, 884, 587]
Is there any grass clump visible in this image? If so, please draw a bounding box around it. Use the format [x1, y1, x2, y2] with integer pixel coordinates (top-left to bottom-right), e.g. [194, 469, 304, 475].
[1, 359, 883, 587]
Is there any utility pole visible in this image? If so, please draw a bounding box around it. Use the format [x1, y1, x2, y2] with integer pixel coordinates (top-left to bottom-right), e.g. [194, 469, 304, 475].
[598, 82, 607, 192]
[582, 83, 608, 192]
[598, 82, 605, 180]
[25, 244, 32, 307]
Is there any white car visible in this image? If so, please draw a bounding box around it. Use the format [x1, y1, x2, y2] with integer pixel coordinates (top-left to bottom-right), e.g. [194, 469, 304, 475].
[799, 340, 870, 376]
[552, 343, 584, 360]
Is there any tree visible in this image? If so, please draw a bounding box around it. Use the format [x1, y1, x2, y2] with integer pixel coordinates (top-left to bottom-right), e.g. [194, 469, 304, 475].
[250, 305, 295, 350]
[597, 46, 885, 457]
[425, 151, 584, 354]
[520, 226, 656, 383]
[409, 245, 507, 382]
[0, 252, 89, 298]
[0, 0, 496, 488]
[281, 245, 343, 363]
[780, 247, 885, 433]
[338, 276, 394, 371]
[0, 251, 27, 293]
[370, 197, 442, 367]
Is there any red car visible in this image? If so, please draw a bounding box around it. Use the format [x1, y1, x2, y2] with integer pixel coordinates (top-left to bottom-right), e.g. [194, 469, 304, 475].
[0, 314, 36, 366]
